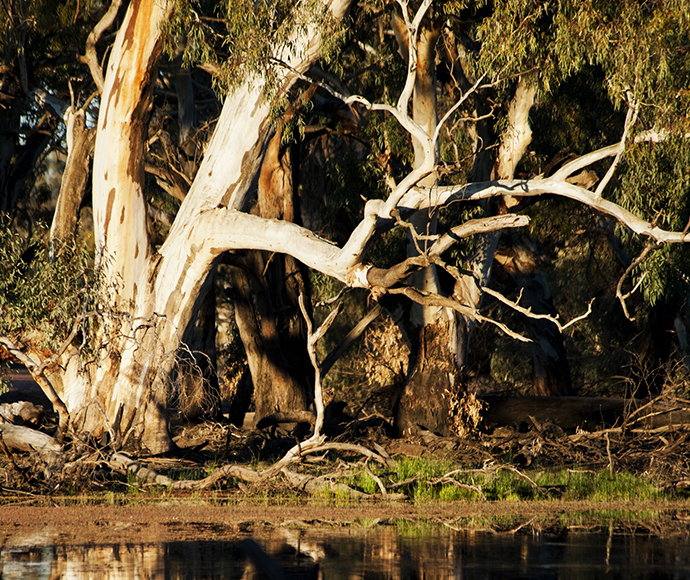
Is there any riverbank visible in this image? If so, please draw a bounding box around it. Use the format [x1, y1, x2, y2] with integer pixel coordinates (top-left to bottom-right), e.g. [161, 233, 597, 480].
[1, 498, 689, 545]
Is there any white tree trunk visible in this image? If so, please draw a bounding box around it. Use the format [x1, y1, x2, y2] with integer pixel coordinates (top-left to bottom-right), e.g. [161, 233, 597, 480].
[52, 0, 355, 453]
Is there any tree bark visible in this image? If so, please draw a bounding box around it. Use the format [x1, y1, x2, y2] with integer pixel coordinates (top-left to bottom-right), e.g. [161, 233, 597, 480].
[50, 107, 95, 244]
[394, 322, 459, 436]
[391, 21, 461, 436]
[228, 124, 313, 422]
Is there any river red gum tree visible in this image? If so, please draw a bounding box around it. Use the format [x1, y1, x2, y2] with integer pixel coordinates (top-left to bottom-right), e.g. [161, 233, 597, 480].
[5, 0, 688, 455]
[47, 0, 356, 453]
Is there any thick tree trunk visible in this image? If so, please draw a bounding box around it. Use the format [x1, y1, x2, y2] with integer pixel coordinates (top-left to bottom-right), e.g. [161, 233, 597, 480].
[636, 295, 683, 398]
[0, 114, 52, 215]
[394, 321, 459, 436]
[392, 23, 461, 436]
[494, 235, 573, 396]
[230, 260, 311, 420]
[228, 127, 313, 422]
[50, 107, 95, 243]
[451, 71, 571, 395]
[44, 0, 355, 454]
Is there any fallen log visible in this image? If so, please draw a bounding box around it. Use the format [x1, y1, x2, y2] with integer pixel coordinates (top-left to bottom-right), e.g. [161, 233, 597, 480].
[0, 402, 45, 427]
[0, 422, 62, 457]
[480, 395, 690, 431]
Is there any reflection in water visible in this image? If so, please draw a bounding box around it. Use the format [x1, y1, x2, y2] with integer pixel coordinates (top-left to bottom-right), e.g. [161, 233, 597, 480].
[2, 525, 690, 579]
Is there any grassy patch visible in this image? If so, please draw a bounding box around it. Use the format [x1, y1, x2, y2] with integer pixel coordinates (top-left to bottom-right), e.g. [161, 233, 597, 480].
[344, 458, 664, 503]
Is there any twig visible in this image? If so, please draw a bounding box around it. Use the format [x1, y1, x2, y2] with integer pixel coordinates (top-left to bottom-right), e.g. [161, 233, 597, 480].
[482, 287, 594, 333]
[298, 295, 341, 439]
[605, 432, 614, 476]
[616, 244, 655, 321]
[387, 286, 531, 342]
[320, 303, 383, 376]
[0, 336, 71, 438]
[363, 460, 388, 496]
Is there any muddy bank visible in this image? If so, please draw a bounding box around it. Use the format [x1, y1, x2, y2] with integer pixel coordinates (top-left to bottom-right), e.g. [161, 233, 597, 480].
[1, 500, 689, 546]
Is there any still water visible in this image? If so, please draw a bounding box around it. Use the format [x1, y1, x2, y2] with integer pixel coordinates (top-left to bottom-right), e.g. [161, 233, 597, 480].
[2, 525, 689, 579]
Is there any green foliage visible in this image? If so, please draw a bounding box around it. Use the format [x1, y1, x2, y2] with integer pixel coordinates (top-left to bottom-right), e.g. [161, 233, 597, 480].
[615, 138, 690, 305]
[345, 459, 663, 503]
[0, 222, 92, 352]
[474, 0, 690, 113]
[162, 0, 345, 96]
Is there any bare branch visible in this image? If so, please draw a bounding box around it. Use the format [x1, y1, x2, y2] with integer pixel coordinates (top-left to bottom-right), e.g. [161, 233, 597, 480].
[387, 286, 531, 342]
[433, 73, 490, 147]
[395, 0, 433, 118]
[404, 178, 690, 244]
[616, 244, 656, 321]
[298, 295, 342, 439]
[494, 72, 538, 181]
[320, 304, 383, 376]
[0, 336, 70, 438]
[365, 214, 529, 289]
[481, 287, 594, 333]
[594, 93, 639, 198]
[80, 0, 124, 94]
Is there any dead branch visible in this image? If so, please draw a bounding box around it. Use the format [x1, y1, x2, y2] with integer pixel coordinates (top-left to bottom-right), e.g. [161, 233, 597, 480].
[594, 92, 639, 198]
[0, 402, 44, 427]
[386, 286, 531, 342]
[320, 303, 383, 376]
[0, 422, 62, 458]
[80, 0, 124, 93]
[481, 287, 594, 333]
[365, 214, 529, 289]
[363, 460, 388, 496]
[0, 336, 70, 439]
[299, 295, 342, 439]
[109, 452, 261, 490]
[616, 243, 656, 321]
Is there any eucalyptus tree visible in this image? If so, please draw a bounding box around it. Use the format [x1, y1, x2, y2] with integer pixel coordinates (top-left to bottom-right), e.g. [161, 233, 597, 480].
[1, 0, 689, 454]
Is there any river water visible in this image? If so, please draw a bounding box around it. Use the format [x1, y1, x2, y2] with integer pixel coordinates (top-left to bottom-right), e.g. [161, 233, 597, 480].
[2, 524, 689, 579]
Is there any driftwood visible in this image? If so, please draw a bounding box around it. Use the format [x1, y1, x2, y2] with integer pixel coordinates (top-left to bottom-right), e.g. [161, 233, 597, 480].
[0, 402, 45, 427]
[0, 422, 61, 458]
[480, 395, 690, 431]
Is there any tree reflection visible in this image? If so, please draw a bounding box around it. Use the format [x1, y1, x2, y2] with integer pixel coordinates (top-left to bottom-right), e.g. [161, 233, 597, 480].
[2, 525, 689, 579]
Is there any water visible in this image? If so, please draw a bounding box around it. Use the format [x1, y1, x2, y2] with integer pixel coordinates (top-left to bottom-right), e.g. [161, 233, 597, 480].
[2, 525, 690, 579]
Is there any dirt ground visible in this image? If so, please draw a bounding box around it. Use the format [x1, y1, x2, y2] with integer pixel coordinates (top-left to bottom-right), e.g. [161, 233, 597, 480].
[1, 499, 690, 546]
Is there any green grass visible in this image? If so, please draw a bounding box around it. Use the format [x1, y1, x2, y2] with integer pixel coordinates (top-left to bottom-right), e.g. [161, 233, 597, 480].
[343, 458, 665, 503]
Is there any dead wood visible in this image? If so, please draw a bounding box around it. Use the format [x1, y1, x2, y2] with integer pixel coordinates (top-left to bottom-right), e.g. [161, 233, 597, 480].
[0, 402, 44, 427]
[255, 411, 316, 429]
[0, 422, 61, 457]
[481, 395, 690, 431]
[281, 468, 407, 500]
[109, 452, 260, 490]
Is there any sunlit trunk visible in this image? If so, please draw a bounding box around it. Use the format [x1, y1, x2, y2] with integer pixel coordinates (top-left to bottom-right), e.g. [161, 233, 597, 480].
[47, 0, 354, 453]
[393, 24, 461, 436]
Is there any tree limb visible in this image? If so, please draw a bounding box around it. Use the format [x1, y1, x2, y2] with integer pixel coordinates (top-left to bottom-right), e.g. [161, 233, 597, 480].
[481, 287, 594, 333]
[616, 243, 656, 321]
[80, 0, 124, 94]
[0, 336, 70, 439]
